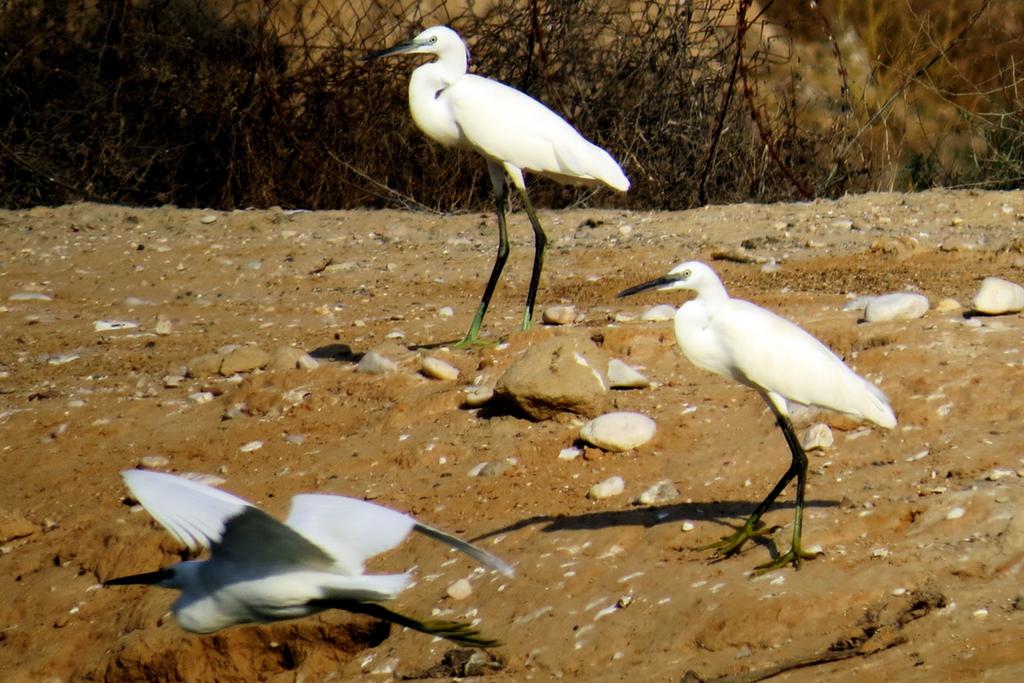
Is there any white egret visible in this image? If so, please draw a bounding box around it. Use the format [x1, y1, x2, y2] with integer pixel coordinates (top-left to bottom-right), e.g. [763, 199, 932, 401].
[618, 262, 896, 571]
[364, 26, 630, 346]
[106, 470, 512, 645]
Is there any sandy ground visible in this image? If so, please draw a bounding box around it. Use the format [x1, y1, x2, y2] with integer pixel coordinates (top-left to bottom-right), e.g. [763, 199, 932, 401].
[2, 189, 1024, 682]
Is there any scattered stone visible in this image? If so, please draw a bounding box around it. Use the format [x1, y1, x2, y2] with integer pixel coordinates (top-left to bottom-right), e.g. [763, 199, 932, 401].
[607, 359, 650, 389]
[187, 353, 223, 379]
[634, 480, 679, 506]
[283, 433, 307, 445]
[267, 346, 317, 371]
[437, 306, 454, 318]
[580, 412, 657, 451]
[123, 297, 155, 306]
[468, 458, 518, 477]
[220, 346, 270, 375]
[446, 578, 473, 601]
[863, 293, 929, 322]
[969, 276, 1024, 315]
[640, 304, 675, 322]
[934, 298, 962, 313]
[421, 356, 460, 380]
[47, 353, 79, 366]
[973, 608, 989, 619]
[558, 447, 581, 461]
[139, 455, 170, 468]
[199, 214, 218, 224]
[681, 521, 695, 532]
[542, 305, 577, 325]
[461, 386, 494, 407]
[8, 292, 52, 301]
[801, 423, 834, 451]
[154, 315, 173, 336]
[93, 320, 139, 332]
[494, 336, 608, 420]
[986, 468, 1017, 481]
[946, 507, 966, 520]
[588, 476, 625, 500]
[189, 391, 215, 404]
[239, 440, 263, 453]
[357, 350, 397, 374]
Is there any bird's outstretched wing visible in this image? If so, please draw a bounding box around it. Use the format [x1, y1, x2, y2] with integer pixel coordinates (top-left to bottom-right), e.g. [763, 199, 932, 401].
[285, 494, 416, 575]
[311, 599, 501, 648]
[413, 522, 514, 577]
[121, 470, 253, 551]
[286, 495, 514, 577]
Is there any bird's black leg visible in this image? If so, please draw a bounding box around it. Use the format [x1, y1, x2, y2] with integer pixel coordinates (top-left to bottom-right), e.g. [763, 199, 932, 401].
[752, 406, 818, 572]
[700, 397, 819, 571]
[456, 168, 510, 348]
[315, 600, 501, 648]
[514, 186, 547, 331]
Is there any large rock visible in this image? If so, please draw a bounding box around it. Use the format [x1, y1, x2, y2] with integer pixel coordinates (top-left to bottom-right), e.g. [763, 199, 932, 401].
[494, 335, 607, 420]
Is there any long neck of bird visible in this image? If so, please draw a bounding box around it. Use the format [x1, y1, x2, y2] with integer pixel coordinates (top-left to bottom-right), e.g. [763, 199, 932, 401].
[408, 47, 468, 146]
[695, 278, 730, 308]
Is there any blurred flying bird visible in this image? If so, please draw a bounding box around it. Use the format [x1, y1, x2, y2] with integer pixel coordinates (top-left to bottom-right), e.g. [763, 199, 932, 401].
[619, 261, 896, 571]
[106, 470, 512, 645]
[365, 25, 629, 346]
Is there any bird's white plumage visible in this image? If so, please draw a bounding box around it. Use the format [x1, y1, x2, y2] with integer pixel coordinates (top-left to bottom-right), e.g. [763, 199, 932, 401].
[649, 261, 896, 428]
[122, 469, 251, 551]
[284, 493, 416, 576]
[113, 471, 510, 635]
[388, 25, 628, 192]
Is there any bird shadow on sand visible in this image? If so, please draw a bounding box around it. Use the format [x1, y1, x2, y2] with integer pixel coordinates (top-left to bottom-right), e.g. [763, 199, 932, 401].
[472, 499, 840, 561]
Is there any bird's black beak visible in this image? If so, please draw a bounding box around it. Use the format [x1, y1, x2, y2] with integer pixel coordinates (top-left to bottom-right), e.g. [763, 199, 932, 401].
[617, 275, 678, 298]
[104, 568, 175, 586]
[362, 39, 417, 62]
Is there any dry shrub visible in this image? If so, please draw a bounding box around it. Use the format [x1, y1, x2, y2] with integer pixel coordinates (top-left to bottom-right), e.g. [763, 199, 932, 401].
[1, 0, 1016, 210]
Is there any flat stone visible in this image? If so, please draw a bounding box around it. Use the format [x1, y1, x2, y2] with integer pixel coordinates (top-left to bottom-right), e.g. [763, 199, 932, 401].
[580, 412, 657, 451]
[421, 356, 460, 380]
[219, 346, 270, 375]
[970, 276, 1024, 314]
[588, 476, 625, 500]
[542, 305, 577, 325]
[186, 353, 223, 378]
[864, 293, 929, 322]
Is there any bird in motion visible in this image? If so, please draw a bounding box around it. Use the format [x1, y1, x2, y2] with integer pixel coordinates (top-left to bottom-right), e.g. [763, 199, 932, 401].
[619, 261, 896, 571]
[106, 470, 512, 645]
[365, 25, 629, 346]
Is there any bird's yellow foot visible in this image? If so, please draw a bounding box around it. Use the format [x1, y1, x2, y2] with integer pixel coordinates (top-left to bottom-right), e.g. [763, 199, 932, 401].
[698, 519, 774, 556]
[753, 543, 821, 573]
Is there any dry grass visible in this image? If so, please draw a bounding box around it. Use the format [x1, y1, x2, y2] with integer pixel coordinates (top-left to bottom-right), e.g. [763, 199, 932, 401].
[0, 0, 1020, 209]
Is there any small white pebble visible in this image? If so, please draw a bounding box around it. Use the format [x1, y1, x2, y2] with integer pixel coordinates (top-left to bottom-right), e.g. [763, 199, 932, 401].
[945, 507, 965, 520]
[681, 521, 695, 532]
[239, 440, 263, 453]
